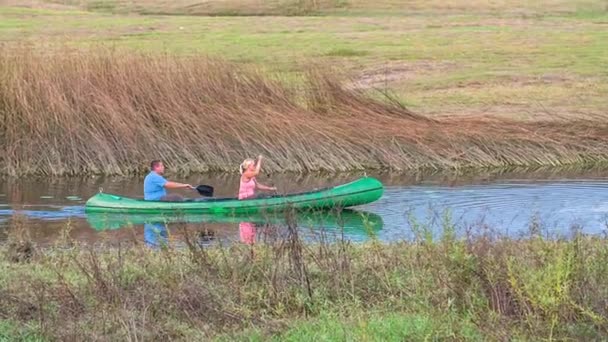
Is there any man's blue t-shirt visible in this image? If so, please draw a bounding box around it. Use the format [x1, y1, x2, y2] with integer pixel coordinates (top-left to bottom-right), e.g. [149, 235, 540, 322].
[143, 172, 167, 200]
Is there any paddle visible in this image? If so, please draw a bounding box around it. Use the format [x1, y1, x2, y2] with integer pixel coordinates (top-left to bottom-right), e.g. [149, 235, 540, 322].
[195, 185, 214, 197]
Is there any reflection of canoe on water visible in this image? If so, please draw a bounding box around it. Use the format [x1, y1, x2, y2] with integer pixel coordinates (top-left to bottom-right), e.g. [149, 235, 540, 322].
[84, 177, 383, 214]
[86, 209, 383, 235]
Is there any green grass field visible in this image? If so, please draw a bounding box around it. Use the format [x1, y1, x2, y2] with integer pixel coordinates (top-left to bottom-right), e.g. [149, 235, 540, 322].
[2, 0, 607, 119]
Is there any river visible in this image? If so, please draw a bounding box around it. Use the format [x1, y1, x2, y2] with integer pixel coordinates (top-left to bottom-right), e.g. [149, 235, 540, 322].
[1, 168, 607, 247]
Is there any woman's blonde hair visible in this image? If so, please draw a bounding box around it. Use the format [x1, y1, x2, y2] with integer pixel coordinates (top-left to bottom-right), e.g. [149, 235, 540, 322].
[239, 158, 255, 175]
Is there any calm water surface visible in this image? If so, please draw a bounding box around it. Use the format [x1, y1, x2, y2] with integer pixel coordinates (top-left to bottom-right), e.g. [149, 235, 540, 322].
[1, 169, 608, 246]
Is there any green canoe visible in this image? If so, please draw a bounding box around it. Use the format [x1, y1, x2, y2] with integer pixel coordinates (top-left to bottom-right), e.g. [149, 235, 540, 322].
[85, 177, 384, 214]
[86, 209, 383, 235]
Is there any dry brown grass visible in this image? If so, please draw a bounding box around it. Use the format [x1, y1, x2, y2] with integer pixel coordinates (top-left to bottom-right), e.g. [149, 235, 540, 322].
[1, 46, 608, 176]
[345, 0, 607, 14]
[39, 0, 345, 15]
[34, 0, 608, 15]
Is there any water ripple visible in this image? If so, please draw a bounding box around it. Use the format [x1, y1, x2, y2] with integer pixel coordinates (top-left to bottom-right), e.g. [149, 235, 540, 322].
[0, 206, 86, 221]
[361, 180, 608, 239]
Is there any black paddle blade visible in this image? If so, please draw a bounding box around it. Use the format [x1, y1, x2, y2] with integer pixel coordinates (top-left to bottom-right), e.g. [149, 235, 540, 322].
[196, 185, 214, 197]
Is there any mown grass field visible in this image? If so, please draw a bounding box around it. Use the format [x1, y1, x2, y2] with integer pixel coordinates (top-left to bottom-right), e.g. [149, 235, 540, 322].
[1, 0, 607, 119]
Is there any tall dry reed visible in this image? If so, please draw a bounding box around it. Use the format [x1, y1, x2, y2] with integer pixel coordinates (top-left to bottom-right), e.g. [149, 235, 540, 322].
[1, 46, 608, 176]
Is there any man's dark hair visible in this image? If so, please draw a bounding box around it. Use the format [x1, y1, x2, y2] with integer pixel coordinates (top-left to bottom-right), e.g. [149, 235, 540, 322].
[150, 160, 163, 171]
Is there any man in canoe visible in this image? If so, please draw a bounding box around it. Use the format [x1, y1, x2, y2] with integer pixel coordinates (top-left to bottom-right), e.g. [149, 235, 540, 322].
[144, 160, 194, 201]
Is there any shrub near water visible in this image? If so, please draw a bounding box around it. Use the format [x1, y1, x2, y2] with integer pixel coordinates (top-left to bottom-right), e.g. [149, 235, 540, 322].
[2, 47, 608, 176]
[1, 218, 607, 340]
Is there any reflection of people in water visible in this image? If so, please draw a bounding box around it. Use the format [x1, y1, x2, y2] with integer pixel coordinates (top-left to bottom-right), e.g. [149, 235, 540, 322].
[144, 222, 169, 249]
[239, 221, 256, 245]
[144, 222, 217, 249]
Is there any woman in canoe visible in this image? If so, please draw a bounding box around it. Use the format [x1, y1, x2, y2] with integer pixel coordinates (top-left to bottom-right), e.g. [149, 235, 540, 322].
[238, 155, 277, 200]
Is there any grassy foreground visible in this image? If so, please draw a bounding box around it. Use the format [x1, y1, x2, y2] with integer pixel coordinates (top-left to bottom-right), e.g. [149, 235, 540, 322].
[2, 48, 608, 176]
[1, 216, 607, 340]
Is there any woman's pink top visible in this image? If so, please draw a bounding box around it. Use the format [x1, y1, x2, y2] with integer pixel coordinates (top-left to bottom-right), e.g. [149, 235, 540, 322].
[238, 177, 256, 200]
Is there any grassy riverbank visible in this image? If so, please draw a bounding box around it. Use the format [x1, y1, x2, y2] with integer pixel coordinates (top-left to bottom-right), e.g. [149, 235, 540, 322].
[1, 1, 607, 175]
[1, 216, 607, 340]
[2, 48, 608, 176]
[0, 0, 608, 176]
